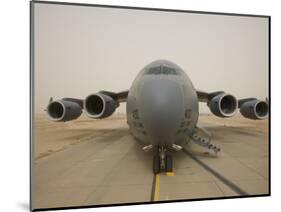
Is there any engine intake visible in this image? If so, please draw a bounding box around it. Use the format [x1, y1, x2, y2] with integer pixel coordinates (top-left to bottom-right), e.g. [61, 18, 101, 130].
[240, 99, 268, 120]
[208, 93, 238, 117]
[47, 100, 82, 122]
[85, 93, 118, 119]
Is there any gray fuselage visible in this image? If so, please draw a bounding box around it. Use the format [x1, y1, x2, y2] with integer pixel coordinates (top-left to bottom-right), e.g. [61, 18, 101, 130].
[126, 60, 199, 147]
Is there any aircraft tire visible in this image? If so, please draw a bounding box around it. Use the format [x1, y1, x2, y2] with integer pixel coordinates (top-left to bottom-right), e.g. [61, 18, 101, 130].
[165, 154, 173, 172]
[153, 155, 160, 174]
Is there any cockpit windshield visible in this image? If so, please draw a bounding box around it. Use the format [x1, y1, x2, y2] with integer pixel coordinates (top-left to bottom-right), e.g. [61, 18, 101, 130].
[146, 65, 178, 75]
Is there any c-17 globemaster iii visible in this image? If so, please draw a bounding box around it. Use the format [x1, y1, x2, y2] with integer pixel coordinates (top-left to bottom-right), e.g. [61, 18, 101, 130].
[46, 60, 269, 174]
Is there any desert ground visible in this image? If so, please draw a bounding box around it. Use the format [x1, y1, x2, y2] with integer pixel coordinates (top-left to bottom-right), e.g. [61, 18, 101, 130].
[32, 113, 269, 209]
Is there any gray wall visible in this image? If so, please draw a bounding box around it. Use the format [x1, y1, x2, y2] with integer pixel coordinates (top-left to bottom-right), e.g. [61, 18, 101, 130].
[34, 3, 269, 114]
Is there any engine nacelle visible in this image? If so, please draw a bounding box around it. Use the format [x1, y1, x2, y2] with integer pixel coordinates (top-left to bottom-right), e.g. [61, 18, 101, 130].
[84, 93, 118, 119]
[47, 100, 82, 122]
[240, 99, 268, 120]
[208, 93, 238, 117]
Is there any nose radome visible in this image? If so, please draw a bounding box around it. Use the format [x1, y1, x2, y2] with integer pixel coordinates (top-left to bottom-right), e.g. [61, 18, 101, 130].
[138, 77, 184, 143]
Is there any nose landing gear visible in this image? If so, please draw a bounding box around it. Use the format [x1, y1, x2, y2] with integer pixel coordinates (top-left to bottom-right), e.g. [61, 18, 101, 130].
[153, 145, 173, 174]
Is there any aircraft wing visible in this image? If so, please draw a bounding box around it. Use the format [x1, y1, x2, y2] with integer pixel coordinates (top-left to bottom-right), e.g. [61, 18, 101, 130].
[196, 90, 225, 102]
[99, 90, 129, 103]
[196, 90, 268, 120]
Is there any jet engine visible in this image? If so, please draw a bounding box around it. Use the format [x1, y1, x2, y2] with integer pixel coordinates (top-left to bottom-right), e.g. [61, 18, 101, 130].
[85, 93, 119, 119]
[240, 99, 268, 120]
[208, 93, 238, 117]
[47, 99, 82, 121]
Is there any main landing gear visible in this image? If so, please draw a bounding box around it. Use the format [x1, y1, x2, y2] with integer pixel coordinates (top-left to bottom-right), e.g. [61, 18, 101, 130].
[153, 145, 173, 174]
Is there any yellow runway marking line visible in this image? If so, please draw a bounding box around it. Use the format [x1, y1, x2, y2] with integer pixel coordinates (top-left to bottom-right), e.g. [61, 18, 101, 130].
[165, 172, 175, 176]
[153, 174, 160, 201]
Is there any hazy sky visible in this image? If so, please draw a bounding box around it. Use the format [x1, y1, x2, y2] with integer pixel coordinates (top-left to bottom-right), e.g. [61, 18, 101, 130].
[34, 3, 269, 114]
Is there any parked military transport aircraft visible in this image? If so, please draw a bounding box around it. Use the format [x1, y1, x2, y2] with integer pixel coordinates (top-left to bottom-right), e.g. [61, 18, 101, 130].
[46, 60, 269, 173]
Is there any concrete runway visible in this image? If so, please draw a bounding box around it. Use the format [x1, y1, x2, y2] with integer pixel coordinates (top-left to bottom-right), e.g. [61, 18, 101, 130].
[33, 114, 269, 209]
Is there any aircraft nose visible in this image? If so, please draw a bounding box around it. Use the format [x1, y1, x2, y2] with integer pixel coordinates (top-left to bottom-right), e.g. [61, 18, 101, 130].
[138, 77, 184, 145]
